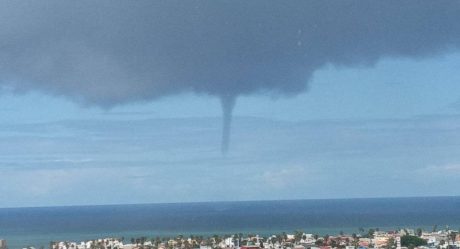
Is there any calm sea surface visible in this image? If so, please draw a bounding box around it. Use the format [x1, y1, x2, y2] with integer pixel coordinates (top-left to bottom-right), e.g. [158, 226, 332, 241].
[1, 197, 460, 249]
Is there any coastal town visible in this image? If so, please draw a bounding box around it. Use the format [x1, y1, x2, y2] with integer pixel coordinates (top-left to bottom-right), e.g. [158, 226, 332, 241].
[3, 227, 459, 249]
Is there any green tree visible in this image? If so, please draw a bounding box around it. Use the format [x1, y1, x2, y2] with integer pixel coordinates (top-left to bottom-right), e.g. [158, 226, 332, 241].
[212, 234, 222, 246]
[315, 239, 323, 246]
[400, 235, 427, 248]
[276, 234, 283, 244]
[367, 229, 375, 239]
[331, 240, 338, 248]
[154, 237, 161, 247]
[294, 230, 304, 242]
[351, 234, 359, 247]
[386, 237, 395, 249]
[270, 236, 277, 246]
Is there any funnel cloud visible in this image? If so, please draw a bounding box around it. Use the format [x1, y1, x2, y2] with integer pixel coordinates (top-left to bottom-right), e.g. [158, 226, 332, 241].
[221, 95, 236, 154]
[1, 1, 460, 152]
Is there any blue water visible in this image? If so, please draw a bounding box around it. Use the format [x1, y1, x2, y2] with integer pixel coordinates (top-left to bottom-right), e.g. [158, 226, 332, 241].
[1, 197, 460, 249]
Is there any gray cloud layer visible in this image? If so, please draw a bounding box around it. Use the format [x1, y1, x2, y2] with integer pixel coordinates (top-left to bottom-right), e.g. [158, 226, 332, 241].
[1, 1, 460, 105]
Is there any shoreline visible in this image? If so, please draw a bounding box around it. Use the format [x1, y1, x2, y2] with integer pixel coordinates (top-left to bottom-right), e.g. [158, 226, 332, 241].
[4, 227, 458, 249]
[3, 225, 460, 249]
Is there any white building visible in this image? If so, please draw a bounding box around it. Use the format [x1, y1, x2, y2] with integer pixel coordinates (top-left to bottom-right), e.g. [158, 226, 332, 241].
[301, 234, 316, 244]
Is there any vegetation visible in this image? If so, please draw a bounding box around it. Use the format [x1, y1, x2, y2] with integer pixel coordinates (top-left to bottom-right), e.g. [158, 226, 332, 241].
[367, 229, 376, 239]
[386, 237, 395, 249]
[400, 235, 427, 249]
[449, 231, 458, 243]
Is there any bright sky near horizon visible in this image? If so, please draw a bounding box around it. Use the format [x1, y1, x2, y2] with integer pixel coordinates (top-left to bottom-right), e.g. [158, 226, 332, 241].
[1, 1, 460, 207]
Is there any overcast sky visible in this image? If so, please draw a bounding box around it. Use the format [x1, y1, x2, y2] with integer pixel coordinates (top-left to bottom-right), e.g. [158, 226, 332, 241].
[1, 1, 460, 207]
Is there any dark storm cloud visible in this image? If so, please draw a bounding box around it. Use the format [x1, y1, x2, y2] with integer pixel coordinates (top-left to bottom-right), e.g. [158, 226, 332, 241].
[1, 0, 460, 105]
[1, 0, 460, 152]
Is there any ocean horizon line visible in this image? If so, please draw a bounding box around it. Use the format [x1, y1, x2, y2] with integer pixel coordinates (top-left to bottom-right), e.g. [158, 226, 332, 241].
[2, 195, 459, 210]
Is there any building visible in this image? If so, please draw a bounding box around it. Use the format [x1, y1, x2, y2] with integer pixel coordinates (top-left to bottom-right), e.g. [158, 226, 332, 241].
[373, 236, 390, 248]
[0, 239, 7, 249]
[359, 238, 371, 247]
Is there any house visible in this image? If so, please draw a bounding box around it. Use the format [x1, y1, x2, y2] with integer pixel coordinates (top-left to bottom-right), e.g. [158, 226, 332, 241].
[287, 235, 296, 241]
[301, 234, 317, 245]
[373, 235, 390, 248]
[359, 238, 371, 247]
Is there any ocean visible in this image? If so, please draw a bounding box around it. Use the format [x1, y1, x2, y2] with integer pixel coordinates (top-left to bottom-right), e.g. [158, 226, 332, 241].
[1, 197, 460, 249]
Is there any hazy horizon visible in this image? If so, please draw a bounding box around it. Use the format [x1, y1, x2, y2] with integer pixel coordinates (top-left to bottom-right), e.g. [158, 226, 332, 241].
[2, 195, 460, 209]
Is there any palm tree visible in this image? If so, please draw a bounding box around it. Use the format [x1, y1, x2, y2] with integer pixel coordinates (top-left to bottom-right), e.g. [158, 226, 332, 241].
[270, 236, 277, 247]
[154, 237, 161, 247]
[282, 232, 288, 242]
[315, 239, 323, 246]
[449, 231, 457, 246]
[313, 235, 319, 240]
[439, 239, 446, 249]
[196, 236, 204, 247]
[324, 235, 330, 246]
[276, 234, 283, 245]
[367, 229, 375, 239]
[183, 240, 191, 249]
[294, 230, 304, 243]
[233, 234, 239, 247]
[353, 239, 359, 248]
